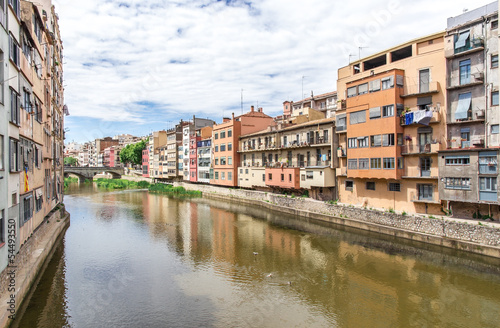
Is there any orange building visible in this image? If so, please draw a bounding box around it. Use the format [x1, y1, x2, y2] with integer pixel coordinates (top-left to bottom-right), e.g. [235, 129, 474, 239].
[336, 32, 447, 215]
[211, 106, 273, 187]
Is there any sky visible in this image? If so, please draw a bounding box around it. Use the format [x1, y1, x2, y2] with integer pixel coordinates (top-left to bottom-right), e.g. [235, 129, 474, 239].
[53, 0, 496, 144]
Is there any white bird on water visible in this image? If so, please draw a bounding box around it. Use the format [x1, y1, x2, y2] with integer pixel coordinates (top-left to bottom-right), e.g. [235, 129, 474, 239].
[253, 252, 259, 256]
[266, 273, 273, 278]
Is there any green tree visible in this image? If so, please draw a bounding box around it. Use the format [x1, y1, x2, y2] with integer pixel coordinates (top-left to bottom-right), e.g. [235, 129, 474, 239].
[64, 156, 78, 166]
[120, 140, 147, 166]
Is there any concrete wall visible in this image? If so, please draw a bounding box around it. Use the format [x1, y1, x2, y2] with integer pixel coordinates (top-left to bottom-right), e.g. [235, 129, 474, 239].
[175, 182, 500, 258]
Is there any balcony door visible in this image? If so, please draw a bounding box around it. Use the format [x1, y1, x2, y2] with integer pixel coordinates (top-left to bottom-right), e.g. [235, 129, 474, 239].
[420, 157, 431, 177]
[418, 127, 432, 153]
[419, 69, 430, 93]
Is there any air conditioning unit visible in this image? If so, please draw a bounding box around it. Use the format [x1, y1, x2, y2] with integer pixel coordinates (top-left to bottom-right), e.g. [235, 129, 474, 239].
[473, 72, 484, 81]
[472, 137, 484, 145]
[476, 110, 485, 118]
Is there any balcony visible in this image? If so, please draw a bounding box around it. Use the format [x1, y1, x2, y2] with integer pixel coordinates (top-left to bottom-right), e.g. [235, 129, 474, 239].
[447, 72, 484, 90]
[336, 125, 346, 133]
[337, 149, 347, 158]
[240, 159, 331, 169]
[401, 142, 440, 155]
[336, 167, 347, 176]
[402, 166, 438, 179]
[447, 37, 484, 58]
[401, 81, 440, 98]
[401, 111, 440, 126]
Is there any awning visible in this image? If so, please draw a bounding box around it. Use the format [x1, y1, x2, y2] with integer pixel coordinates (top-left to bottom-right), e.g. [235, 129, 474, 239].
[455, 93, 471, 120]
[417, 96, 432, 106]
[35, 188, 43, 198]
[455, 31, 470, 49]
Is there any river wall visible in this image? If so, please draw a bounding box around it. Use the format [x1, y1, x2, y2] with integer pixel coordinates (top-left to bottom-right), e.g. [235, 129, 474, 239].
[174, 182, 500, 258]
[0, 206, 70, 328]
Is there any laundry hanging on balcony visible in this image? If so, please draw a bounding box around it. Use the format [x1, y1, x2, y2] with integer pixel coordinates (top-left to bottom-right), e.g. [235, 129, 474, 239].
[404, 110, 433, 126]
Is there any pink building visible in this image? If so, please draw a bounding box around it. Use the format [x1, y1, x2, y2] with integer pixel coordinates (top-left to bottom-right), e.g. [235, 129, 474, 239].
[142, 148, 150, 177]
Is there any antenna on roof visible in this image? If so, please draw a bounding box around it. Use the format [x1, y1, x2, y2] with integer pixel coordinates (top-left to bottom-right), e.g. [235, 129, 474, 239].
[463, 8, 468, 13]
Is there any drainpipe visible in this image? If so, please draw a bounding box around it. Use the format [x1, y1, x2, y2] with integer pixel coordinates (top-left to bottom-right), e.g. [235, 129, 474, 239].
[484, 16, 489, 149]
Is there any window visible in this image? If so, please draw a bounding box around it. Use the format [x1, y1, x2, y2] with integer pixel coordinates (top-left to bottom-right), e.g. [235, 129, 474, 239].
[0, 135, 3, 170]
[383, 158, 395, 169]
[366, 182, 375, 190]
[9, 0, 20, 17]
[397, 133, 403, 146]
[480, 177, 497, 191]
[445, 156, 470, 165]
[348, 159, 357, 169]
[221, 172, 225, 180]
[215, 158, 219, 165]
[262, 174, 265, 182]
[220, 144, 226, 152]
[418, 184, 433, 201]
[214, 133, 218, 140]
[359, 158, 369, 169]
[419, 69, 430, 93]
[370, 158, 381, 169]
[215, 145, 219, 152]
[306, 171, 313, 179]
[228, 130, 232, 137]
[281, 174, 284, 181]
[220, 131, 226, 138]
[492, 20, 498, 29]
[358, 136, 369, 148]
[9, 138, 19, 172]
[22, 196, 32, 224]
[369, 79, 381, 92]
[388, 183, 401, 192]
[492, 54, 499, 69]
[459, 59, 471, 85]
[479, 153, 497, 174]
[10, 88, 20, 125]
[289, 174, 292, 182]
[228, 156, 232, 165]
[358, 83, 368, 95]
[369, 107, 381, 119]
[268, 173, 272, 180]
[492, 91, 499, 106]
[455, 92, 472, 121]
[381, 76, 394, 90]
[444, 177, 470, 190]
[220, 157, 226, 165]
[382, 105, 394, 117]
[382, 134, 395, 146]
[454, 31, 470, 52]
[350, 110, 366, 125]
[492, 125, 499, 134]
[347, 86, 357, 98]
[397, 157, 404, 169]
[228, 172, 232, 181]
[348, 138, 357, 148]
[370, 135, 381, 147]
[9, 33, 19, 67]
[228, 143, 232, 151]
[345, 181, 353, 190]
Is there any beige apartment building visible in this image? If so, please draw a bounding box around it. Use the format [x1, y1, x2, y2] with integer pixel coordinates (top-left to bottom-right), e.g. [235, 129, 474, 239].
[336, 32, 447, 215]
[238, 112, 337, 200]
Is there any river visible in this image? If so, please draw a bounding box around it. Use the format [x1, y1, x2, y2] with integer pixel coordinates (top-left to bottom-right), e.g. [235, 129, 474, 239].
[12, 184, 500, 327]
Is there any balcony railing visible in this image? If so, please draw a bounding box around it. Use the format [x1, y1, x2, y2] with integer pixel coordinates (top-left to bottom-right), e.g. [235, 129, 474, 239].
[400, 111, 440, 126]
[240, 160, 331, 168]
[479, 164, 498, 175]
[401, 81, 440, 97]
[454, 37, 484, 55]
[401, 143, 440, 155]
[336, 125, 346, 133]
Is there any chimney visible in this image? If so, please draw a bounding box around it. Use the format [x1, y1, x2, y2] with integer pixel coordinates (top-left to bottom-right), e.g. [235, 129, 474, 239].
[258, 107, 263, 113]
[251, 105, 254, 112]
[193, 115, 196, 124]
[232, 113, 234, 120]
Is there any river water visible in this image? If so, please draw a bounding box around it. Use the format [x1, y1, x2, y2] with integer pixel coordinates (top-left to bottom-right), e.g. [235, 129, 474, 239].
[12, 184, 500, 327]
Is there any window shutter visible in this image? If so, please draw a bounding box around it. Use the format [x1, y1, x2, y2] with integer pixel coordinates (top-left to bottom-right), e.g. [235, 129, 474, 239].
[370, 79, 381, 91]
[396, 75, 404, 86]
[369, 107, 381, 119]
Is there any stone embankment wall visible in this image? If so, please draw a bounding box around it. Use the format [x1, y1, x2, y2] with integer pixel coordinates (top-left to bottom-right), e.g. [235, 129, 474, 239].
[175, 182, 500, 258]
[0, 206, 70, 328]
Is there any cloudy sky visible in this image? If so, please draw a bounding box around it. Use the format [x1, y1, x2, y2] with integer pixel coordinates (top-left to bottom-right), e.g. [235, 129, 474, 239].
[54, 0, 495, 143]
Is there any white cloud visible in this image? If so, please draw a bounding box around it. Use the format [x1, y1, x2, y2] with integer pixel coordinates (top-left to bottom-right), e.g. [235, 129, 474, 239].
[53, 0, 495, 126]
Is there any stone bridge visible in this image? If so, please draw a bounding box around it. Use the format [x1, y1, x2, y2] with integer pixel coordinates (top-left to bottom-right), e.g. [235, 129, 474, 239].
[64, 166, 124, 182]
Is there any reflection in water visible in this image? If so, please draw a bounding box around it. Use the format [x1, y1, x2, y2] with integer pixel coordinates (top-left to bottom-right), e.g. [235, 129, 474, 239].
[14, 184, 500, 327]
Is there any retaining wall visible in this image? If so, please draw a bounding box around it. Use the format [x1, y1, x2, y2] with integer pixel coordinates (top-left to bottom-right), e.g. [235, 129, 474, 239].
[175, 182, 500, 258]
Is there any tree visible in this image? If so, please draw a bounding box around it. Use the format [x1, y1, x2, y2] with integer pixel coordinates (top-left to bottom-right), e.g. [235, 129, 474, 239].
[64, 156, 78, 166]
[120, 140, 147, 166]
